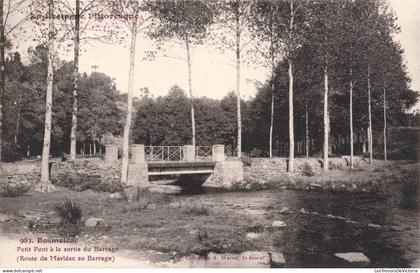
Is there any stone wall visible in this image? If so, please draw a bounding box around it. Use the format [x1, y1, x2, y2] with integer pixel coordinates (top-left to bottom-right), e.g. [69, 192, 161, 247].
[0, 161, 40, 184]
[51, 158, 121, 185]
[244, 157, 365, 182]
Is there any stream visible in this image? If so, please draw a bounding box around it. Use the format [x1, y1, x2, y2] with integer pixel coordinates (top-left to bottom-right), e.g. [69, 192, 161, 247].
[176, 188, 419, 267]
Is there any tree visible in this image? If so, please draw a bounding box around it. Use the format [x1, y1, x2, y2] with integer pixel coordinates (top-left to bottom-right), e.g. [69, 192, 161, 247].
[38, 0, 55, 192]
[250, 0, 287, 158]
[0, 0, 30, 161]
[214, 0, 254, 157]
[107, 0, 152, 184]
[304, 0, 345, 171]
[54, 0, 113, 159]
[148, 0, 215, 147]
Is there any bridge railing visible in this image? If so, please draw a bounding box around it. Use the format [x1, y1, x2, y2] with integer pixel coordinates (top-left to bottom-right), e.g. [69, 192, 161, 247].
[195, 146, 213, 162]
[144, 145, 218, 162]
[145, 146, 183, 162]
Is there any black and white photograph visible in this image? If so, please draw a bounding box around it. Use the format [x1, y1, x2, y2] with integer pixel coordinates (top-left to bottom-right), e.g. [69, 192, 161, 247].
[0, 0, 419, 270]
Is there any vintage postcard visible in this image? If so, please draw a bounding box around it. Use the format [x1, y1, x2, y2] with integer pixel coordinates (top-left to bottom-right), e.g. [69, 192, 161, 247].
[0, 0, 419, 271]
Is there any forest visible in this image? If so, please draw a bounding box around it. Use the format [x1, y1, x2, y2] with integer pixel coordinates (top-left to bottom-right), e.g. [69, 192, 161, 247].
[0, 0, 419, 191]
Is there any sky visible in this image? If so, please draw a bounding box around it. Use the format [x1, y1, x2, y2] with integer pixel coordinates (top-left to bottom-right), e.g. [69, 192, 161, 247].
[13, 0, 420, 106]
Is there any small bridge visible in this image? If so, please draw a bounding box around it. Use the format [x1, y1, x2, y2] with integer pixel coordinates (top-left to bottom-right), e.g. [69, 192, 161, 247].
[104, 144, 227, 186]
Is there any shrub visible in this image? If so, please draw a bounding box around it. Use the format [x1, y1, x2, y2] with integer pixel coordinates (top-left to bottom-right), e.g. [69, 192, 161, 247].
[329, 161, 345, 171]
[180, 203, 209, 216]
[245, 224, 265, 233]
[302, 162, 315, 177]
[123, 187, 173, 204]
[55, 200, 82, 227]
[240, 156, 252, 167]
[0, 182, 30, 197]
[399, 171, 419, 209]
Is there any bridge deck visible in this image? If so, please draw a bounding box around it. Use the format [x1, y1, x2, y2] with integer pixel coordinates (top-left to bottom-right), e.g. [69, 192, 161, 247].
[147, 161, 216, 176]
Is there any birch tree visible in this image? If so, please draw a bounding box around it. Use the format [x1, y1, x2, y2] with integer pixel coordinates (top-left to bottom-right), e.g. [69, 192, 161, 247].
[148, 0, 215, 148]
[53, 0, 113, 160]
[38, 0, 56, 192]
[107, 0, 152, 184]
[250, 0, 287, 158]
[305, 0, 344, 171]
[214, 0, 254, 157]
[0, 0, 30, 162]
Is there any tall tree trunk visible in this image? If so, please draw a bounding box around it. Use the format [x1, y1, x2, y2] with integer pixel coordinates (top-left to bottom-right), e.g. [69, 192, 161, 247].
[269, 15, 275, 159]
[305, 99, 309, 158]
[235, 11, 241, 157]
[367, 63, 373, 163]
[269, 83, 274, 158]
[0, 0, 4, 162]
[185, 36, 196, 147]
[14, 87, 22, 145]
[323, 66, 329, 171]
[70, 0, 80, 160]
[383, 84, 387, 162]
[93, 139, 96, 155]
[288, 0, 294, 173]
[120, 27, 137, 184]
[39, 0, 56, 192]
[349, 68, 354, 169]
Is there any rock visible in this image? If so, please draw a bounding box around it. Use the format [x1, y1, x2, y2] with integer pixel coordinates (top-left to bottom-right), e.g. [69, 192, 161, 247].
[189, 230, 198, 235]
[334, 252, 370, 265]
[279, 207, 291, 214]
[244, 209, 266, 216]
[85, 217, 104, 227]
[299, 208, 306, 214]
[109, 192, 123, 200]
[310, 183, 322, 189]
[389, 225, 404, 232]
[146, 203, 156, 210]
[367, 223, 382, 229]
[169, 202, 182, 209]
[0, 213, 11, 222]
[270, 252, 286, 266]
[245, 232, 261, 240]
[271, 220, 286, 228]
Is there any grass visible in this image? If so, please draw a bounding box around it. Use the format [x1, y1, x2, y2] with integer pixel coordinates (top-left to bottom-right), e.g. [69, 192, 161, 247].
[180, 203, 209, 216]
[0, 182, 30, 197]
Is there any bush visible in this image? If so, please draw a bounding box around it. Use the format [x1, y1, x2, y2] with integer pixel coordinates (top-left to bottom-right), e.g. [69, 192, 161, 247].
[0, 182, 30, 197]
[55, 200, 82, 227]
[180, 203, 209, 216]
[399, 171, 419, 209]
[302, 162, 315, 177]
[329, 161, 345, 171]
[240, 156, 252, 167]
[123, 187, 173, 204]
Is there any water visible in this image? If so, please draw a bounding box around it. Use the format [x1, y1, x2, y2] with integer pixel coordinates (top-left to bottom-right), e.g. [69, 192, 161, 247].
[177, 188, 419, 267]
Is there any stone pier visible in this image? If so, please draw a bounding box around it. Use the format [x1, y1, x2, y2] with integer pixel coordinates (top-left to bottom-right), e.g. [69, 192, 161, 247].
[105, 145, 118, 162]
[183, 145, 195, 162]
[212, 145, 225, 162]
[127, 144, 149, 187]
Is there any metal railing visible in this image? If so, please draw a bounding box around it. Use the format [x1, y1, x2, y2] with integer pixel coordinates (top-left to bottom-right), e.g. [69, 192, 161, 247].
[145, 146, 183, 162]
[144, 145, 214, 162]
[195, 146, 213, 162]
